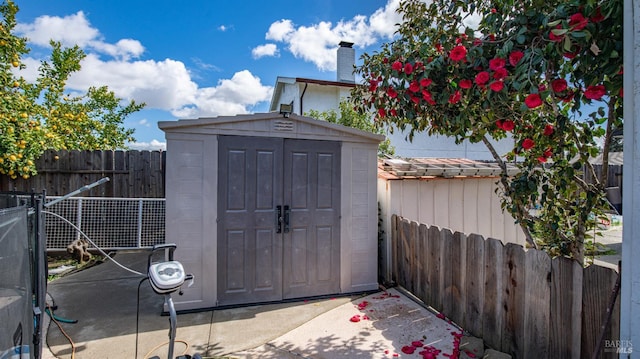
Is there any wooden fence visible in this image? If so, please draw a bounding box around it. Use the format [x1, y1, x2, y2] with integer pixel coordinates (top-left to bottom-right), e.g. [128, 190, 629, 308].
[392, 215, 620, 359]
[0, 150, 166, 198]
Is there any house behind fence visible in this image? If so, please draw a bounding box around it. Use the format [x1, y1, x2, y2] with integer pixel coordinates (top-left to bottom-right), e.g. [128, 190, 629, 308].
[392, 215, 620, 359]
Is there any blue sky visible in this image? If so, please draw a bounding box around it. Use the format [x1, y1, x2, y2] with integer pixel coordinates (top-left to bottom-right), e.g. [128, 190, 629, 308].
[14, 0, 402, 149]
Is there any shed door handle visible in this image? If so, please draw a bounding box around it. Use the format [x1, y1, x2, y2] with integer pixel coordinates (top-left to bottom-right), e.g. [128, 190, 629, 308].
[283, 205, 290, 233]
[276, 205, 282, 233]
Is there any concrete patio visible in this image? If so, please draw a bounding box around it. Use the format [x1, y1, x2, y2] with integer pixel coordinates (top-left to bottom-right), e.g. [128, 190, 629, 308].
[44, 251, 464, 358]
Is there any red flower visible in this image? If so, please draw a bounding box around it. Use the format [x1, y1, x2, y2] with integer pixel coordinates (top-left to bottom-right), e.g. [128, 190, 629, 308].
[459, 79, 473, 89]
[493, 68, 508, 80]
[584, 85, 606, 100]
[525, 93, 542, 108]
[383, 57, 389, 64]
[538, 156, 548, 163]
[420, 78, 432, 87]
[549, 25, 564, 42]
[502, 120, 515, 131]
[489, 57, 506, 70]
[475, 71, 490, 86]
[386, 87, 398, 98]
[404, 62, 414, 75]
[473, 38, 482, 47]
[391, 61, 403, 72]
[591, 7, 605, 23]
[422, 90, 436, 105]
[522, 138, 535, 150]
[411, 95, 420, 104]
[390, 108, 397, 117]
[449, 45, 467, 61]
[489, 34, 496, 41]
[435, 43, 443, 52]
[569, 13, 588, 31]
[491, 8, 497, 13]
[448, 90, 461, 104]
[409, 81, 420, 93]
[377, 108, 386, 118]
[564, 51, 578, 59]
[551, 79, 567, 93]
[489, 81, 504, 92]
[509, 51, 524, 66]
[368, 79, 378, 92]
[543, 124, 554, 136]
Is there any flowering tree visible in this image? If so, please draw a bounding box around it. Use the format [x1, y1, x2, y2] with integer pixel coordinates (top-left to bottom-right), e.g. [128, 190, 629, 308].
[351, 0, 623, 262]
[0, 1, 143, 180]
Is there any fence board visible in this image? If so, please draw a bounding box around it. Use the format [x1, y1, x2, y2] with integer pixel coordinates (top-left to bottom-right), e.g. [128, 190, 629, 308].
[550, 257, 583, 359]
[483, 237, 504, 350]
[443, 231, 464, 325]
[523, 249, 551, 358]
[409, 220, 419, 295]
[581, 265, 620, 359]
[502, 243, 526, 357]
[464, 233, 484, 337]
[416, 223, 428, 301]
[427, 225, 442, 312]
[398, 219, 412, 291]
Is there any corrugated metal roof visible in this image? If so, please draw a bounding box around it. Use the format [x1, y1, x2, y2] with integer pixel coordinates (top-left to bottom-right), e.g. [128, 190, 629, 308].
[378, 158, 519, 179]
[589, 152, 623, 166]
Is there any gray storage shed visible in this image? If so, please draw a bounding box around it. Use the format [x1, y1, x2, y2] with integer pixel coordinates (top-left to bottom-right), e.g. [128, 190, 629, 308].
[159, 113, 383, 310]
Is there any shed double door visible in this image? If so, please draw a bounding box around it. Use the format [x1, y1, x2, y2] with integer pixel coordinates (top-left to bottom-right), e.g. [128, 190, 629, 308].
[217, 135, 341, 306]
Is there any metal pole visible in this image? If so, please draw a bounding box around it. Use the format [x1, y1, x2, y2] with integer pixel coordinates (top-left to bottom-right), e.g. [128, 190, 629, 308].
[44, 177, 110, 208]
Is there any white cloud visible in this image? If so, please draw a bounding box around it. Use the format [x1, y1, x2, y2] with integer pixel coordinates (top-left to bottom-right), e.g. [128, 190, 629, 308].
[172, 70, 272, 118]
[16, 12, 273, 121]
[127, 139, 166, 151]
[262, 0, 402, 71]
[16, 11, 99, 48]
[218, 25, 228, 32]
[16, 11, 143, 61]
[265, 19, 295, 41]
[252, 44, 278, 59]
[369, 0, 403, 39]
[138, 119, 150, 127]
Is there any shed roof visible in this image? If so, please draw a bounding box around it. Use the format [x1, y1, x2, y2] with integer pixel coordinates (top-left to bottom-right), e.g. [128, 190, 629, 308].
[379, 157, 519, 180]
[158, 112, 385, 144]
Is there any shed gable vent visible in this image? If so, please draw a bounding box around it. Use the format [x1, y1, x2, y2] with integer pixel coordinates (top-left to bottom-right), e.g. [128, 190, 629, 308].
[273, 120, 294, 132]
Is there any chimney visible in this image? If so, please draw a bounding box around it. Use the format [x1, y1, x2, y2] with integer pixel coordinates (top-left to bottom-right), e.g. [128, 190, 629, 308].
[337, 41, 355, 83]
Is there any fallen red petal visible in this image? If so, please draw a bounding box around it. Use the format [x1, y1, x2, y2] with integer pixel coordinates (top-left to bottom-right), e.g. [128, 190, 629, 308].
[411, 340, 424, 348]
[349, 315, 361, 322]
[401, 346, 416, 354]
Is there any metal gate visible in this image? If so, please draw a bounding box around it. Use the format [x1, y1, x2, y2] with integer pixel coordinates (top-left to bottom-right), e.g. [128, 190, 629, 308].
[217, 136, 341, 306]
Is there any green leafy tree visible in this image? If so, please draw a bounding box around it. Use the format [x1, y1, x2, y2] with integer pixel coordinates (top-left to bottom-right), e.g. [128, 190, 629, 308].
[351, 0, 623, 262]
[0, 0, 143, 180]
[306, 100, 395, 157]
